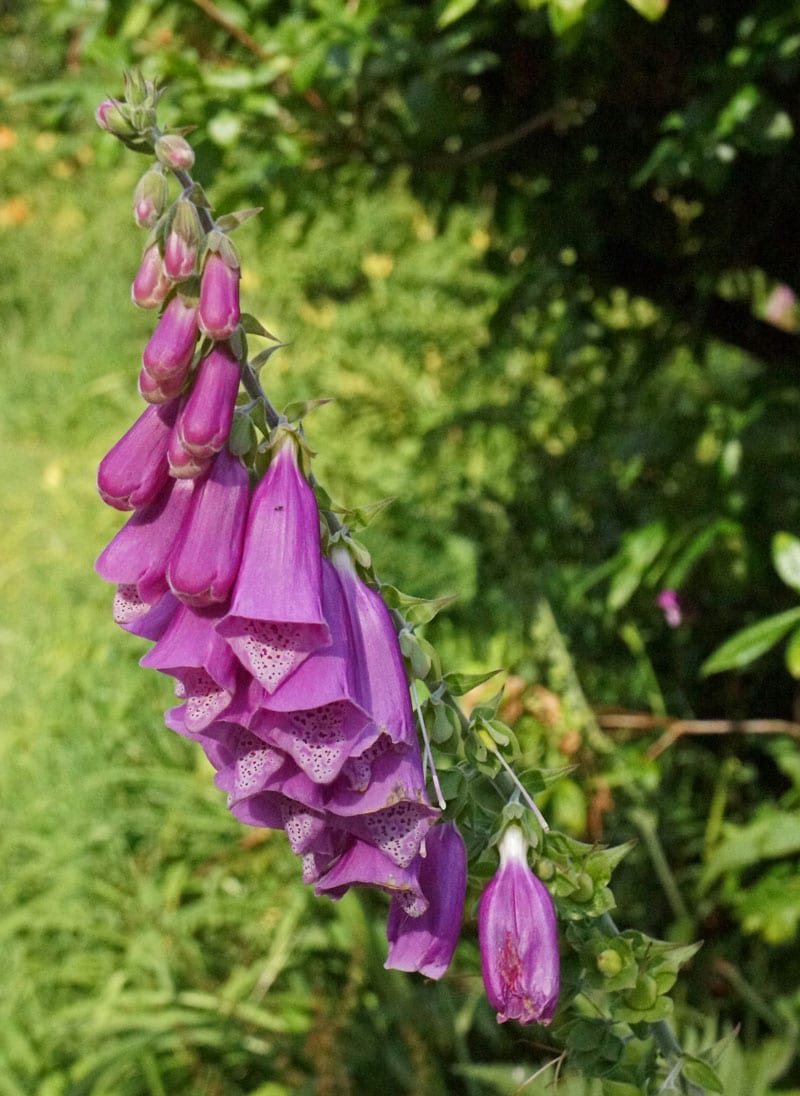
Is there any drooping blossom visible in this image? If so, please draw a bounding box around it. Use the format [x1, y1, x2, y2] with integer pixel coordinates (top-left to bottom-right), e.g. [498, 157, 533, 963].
[478, 825, 559, 1025]
[142, 293, 199, 383]
[95, 476, 195, 611]
[174, 342, 241, 460]
[217, 434, 330, 693]
[132, 243, 171, 309]
[167, 447, 250, 607]
[386, 822, 467, 979]
[199, 248, 240, 340]
[97, 400, 178, 510]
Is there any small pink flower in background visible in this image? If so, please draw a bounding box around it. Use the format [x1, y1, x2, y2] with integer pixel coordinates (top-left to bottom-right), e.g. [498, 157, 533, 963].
[765, 284, 797, 331]
[479, 825, 559, 1025]
[657, 588, 682, 628]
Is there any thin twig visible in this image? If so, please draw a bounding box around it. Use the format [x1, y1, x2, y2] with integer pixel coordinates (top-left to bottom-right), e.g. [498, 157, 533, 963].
[421, 105, 560, 169]
[189, 0, 274, 60]
[597, 710, 800, 759]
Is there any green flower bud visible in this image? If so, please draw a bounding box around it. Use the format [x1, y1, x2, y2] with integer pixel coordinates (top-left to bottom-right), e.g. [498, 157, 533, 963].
[596, 948, 624, 977]
[155, 134, 195, 171]
[132, 167, 170, 228]
[623, 973, 658, 1011]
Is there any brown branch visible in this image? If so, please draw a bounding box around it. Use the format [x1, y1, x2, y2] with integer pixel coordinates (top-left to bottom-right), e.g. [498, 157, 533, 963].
[596, 710, 800, 760]
[421, 105, 560, 169]
[189, 0, 274, 60]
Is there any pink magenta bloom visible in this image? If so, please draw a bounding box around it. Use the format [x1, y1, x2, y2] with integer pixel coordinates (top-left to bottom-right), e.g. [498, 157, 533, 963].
[142, 294, 199, 382]
[315, 838, 427, 912]
[167, 447, 250, 607]
[332, 547, 417, 749]
[198, 251, 240, 340]
[174, 342, 241, 460]
[97, 400, 179, 511]
[386, 822, 467, 979]
[138, 366, 186, 405]
[140, 604, 240, 732]
[217, 436, 330, 693]
[252, 559, 373, 783]
[95, 477, 195, 607]
[132, 244, 172, 310]
[479, 825, 560, 1026]
[167, 427, 213, 479]
[657, 588, 682, 628]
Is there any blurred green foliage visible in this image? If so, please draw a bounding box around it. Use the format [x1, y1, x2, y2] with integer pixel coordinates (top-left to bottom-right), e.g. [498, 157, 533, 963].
[5, 0, 800, 1092]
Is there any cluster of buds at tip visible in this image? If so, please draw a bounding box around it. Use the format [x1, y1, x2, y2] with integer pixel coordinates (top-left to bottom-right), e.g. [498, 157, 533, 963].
[94, 78, 476, 988]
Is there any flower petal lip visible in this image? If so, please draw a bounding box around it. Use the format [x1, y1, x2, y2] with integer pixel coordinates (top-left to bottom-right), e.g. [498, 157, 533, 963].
[478, 825, 560, 1025]
[217, 436, 330, 693]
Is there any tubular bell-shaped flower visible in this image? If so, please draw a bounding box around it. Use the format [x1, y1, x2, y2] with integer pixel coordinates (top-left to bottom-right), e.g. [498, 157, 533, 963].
[132, 243, 171, 309]
[97, 400, 179, 511]
[386, 822, 467, 979]
[142, 292, 199, 383]
[478, 825, 560, 1026]
[167, 446, 250, 607]
[174, 342, 241, 460]
[217, 434, 330, 692]
[198, 244, 240, 340]
[95, 476, 195, 606]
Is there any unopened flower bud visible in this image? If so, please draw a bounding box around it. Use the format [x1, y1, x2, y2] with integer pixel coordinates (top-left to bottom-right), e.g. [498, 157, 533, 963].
[163, 200, 202, 281]
[175, 342, 241, 460]
[155, 134, 195, 171]
[143, 293, 199, 381]
[199, 248, 240, 340]
[95, 98, 134, 137]
[132, 243, 171, 309]
[132, 167, 169, 229]
[167, 428, 213, 479]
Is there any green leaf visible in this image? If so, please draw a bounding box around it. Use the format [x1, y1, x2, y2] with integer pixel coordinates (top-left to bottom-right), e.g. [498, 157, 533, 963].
[216, 207, 263, 232]
[700, 606, 800, 676]
[772, 531, 800, 592]
[436, 0, 479, 29]
[624, 0, 669, 20]
[240, 313, 278, 339]
[331, 496, 396, 529]
[282, 397, 333, 422]
[548, 0, 591, 35]
[682, 1056, 725, 1093]
[381, 585, 458, 625]
[785, 625, 800, 678]
[443, 668, 502, 695]
[250, 343, 287, 370]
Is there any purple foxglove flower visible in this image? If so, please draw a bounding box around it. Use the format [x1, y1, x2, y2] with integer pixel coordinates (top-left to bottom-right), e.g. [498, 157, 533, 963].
[167, 447, 250, 607]
[175, 342, 241, 460]
[217, 435, 330, 692]
[140, 602, 240, 732]
[198, 250, 240, 340]
[164, 230, 196, 281]
[114, 588, 179, 640]
[142, 294, 199, 381]
[386, 822, 467, 980]
[97, 400, 179, 511]
[164, 668, 263, 739]
[132, 243, 172, 309]
[331, 548, 417, 749]
[479, 825, 560, 1026]
[315, 839, 427, 913]
[138, 366, 186, 405]
[96, 476, 195, 606]
[251, 558, 372, 782]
